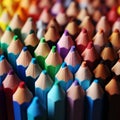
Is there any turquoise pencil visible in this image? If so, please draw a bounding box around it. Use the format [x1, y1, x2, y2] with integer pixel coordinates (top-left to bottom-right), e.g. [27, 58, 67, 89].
[27, 97, 46, 120]
[47, 82, 66, 120]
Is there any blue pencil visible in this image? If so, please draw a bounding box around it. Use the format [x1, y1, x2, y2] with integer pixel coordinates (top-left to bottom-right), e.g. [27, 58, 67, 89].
[16, 46, 32, 81]
[25, 58, 42, 95]
[55, 62, 73, 91]
[47, 82, 66, 120]
[85, 79, 104, 120]
[75, 61, 93, 90]
[13, 82, 33, 120]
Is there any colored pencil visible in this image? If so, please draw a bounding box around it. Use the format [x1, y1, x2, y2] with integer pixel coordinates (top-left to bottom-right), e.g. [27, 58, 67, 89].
[66, 1, 79, 18]
[64, 45, 82, 74]
[66, 80, 85, 120]
[24, 29, 39, 56]
[16, 46, 32, 81]
[85, 79, 104, 120]
[35, 70, 53, 114]
[0, 9, 11, 31]
[34, 37, 50, 69]
[7, 35, 24, 71]
[45, 45, 62, 80]
[96, 16, 111, 37]
[65, 19, 79, 39]
[3, 69, 21, 120]
[21, 17, 36, 41]
[47, 82, 65, 120]
[111, 59, 120, 76]
[36, 21, 46, 40]
[93, 29, 108, 54]
[13, 82, 33, 120]
[81, 41, 99, 70]
[25, 58, 42, 94]
[44, 26, 60, 48]
[51, 1, 64, 16]
[100, 42, 118, 68]
[27, 96, 46, 120]
[55, 11, 68, 32]
[0, 26, 14, 56]
[79, 16, 94, 38]
[9, 14, 24, 39]
[75, 61, 93, 90]
[57, 30, 74, 59]
[93, 60, 111, 84]
[109, 29, 120, 51]
[55, 62, 73, 91]
[0, 55, 12, 85]
[112, 18, 120, 32]
[75, 28, 90, 54]
[39, 8, 52, 25]
[105, 77, 120, 120]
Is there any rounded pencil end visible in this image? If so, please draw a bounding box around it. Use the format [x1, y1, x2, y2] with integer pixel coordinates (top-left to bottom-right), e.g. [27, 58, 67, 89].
[8, 69, 15, 75]
[13, 35, 19, 41]
[33, 96, 39, 104]
[42, 70, 47, 75]
[62, 62, 67, 68]
[73, 80, 79, 86]
[0, 55, 5, 61]
[81, 61, 87, 67]
[94, 79, 99, 83]
[87, 42, 93, 49]
[70, 46, 76, 52]
[31, 58, 37, 64]
[23, 46, 28, 51]
[64, 30, 69, 36]
[82, 28, 87, 33]
[19, 82, 26, 88]
[40, 37, 46, 43]
[6, 26, 12, 32]
[52, 46, 56, 53]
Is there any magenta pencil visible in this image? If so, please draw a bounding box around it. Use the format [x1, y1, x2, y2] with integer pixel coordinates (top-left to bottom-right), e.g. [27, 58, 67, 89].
[3, 69, 21, 120]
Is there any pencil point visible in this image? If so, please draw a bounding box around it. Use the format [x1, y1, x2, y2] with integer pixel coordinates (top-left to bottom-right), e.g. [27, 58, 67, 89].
[0, 55, 5, 61]
[40, 37, 45, 43]
[64, 30, 69, 36]
[31, 58, 37, 64]
[13, 35, 19, 41]
[70, 46, 76, 52]
[19, 82, 25, 88]
[23, 46, 28, 51]
[52, 46, 56, 53]
[62, 62, 67, 68]
[87, 42, 93, 49]
[73, 80, 79, 86]
[94, 79, 99, 83]
[6, 26, 12, 31]
[8, 69, 15, 75]
[82, 28, 87, 33]
[42, 70, 47, 75]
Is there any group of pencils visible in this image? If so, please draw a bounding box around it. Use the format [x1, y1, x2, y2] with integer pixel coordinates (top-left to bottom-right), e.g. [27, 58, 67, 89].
[0, 0, 120, 120]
